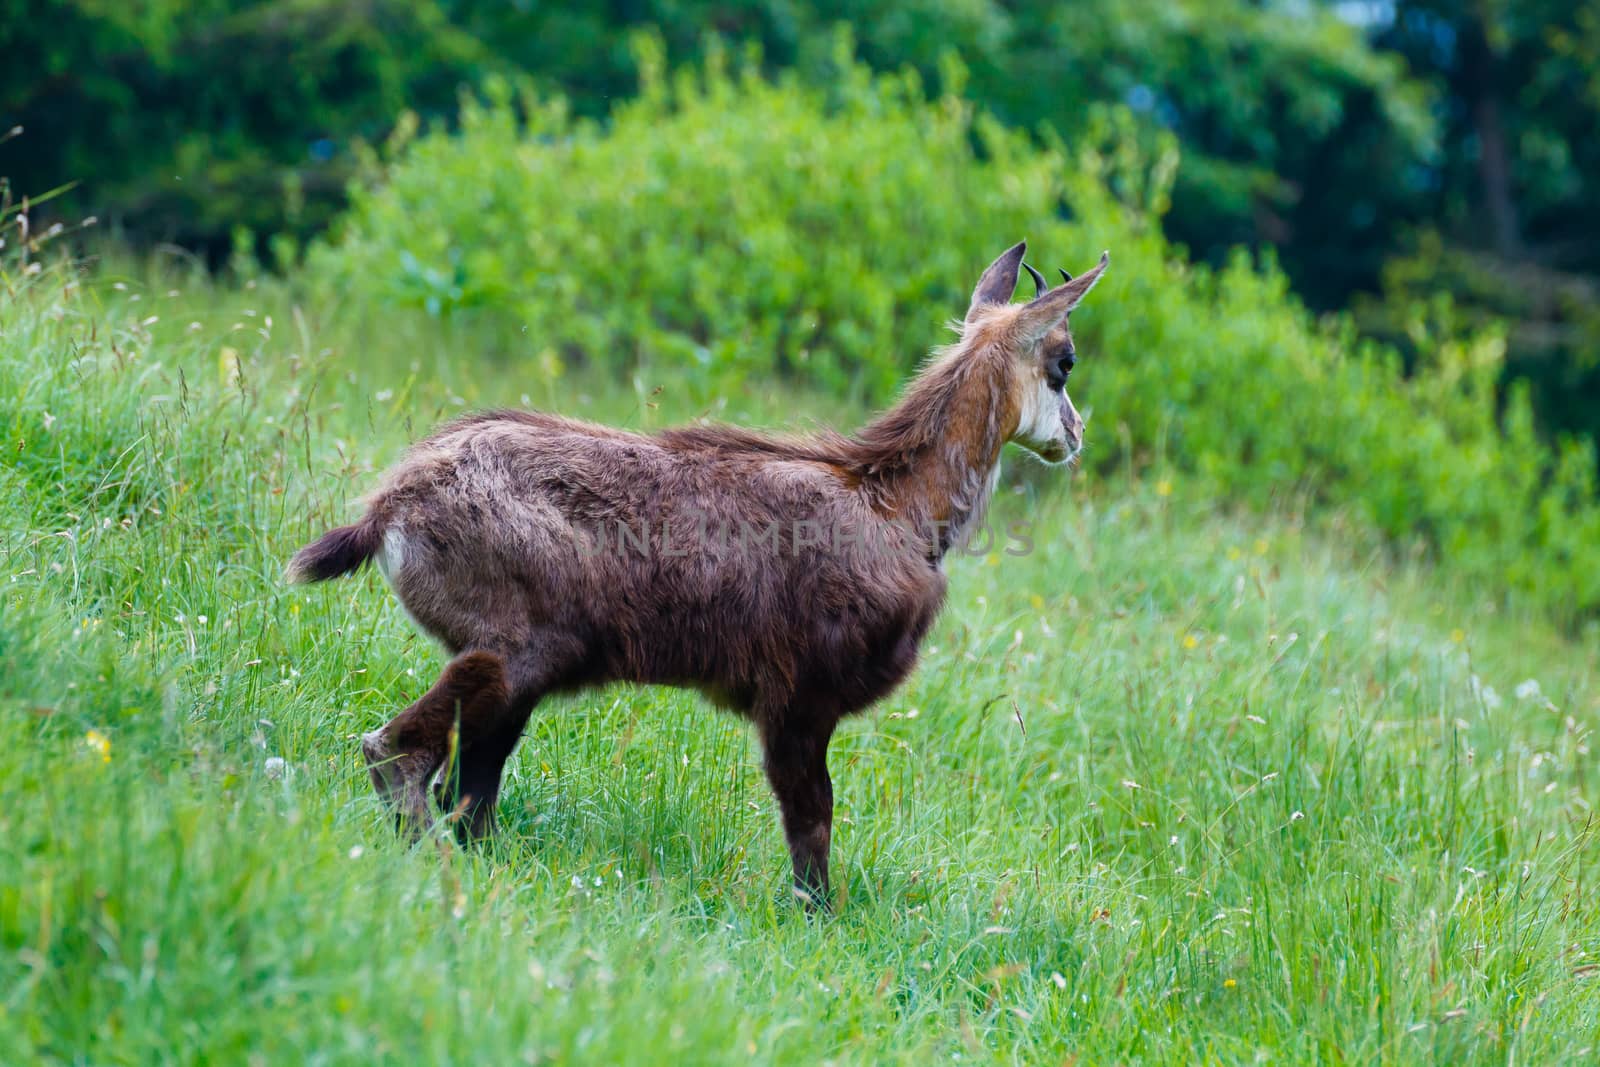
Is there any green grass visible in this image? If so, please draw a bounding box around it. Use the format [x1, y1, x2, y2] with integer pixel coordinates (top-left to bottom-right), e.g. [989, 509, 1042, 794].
[2, 259, 1597, 1063]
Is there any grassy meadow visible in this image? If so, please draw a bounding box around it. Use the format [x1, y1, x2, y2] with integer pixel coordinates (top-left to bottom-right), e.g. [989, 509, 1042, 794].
[1, 254, 1597, 1065]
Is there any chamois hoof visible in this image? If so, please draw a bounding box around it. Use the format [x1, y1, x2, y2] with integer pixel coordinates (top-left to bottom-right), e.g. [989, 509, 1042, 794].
[361, 728, 432, 838]
[787, 882, 833, 916]
[361, 729, 392, 789]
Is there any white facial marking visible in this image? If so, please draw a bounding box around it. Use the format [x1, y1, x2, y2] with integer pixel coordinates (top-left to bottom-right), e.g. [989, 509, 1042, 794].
[1016, 374, 1064, 451]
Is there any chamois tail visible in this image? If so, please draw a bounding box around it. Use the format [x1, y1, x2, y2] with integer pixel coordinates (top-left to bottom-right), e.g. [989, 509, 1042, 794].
[286, 517, 383, 584]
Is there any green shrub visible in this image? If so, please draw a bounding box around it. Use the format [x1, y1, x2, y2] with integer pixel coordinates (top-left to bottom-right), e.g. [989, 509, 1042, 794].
[312, 39, 1071, 399]
[308, 46, 1600, 619]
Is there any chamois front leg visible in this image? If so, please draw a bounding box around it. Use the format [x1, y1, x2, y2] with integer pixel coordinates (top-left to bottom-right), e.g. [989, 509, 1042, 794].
[761, 717, 837, 911]
[362, 650, 509, 839]
[433, 682, 546, 843]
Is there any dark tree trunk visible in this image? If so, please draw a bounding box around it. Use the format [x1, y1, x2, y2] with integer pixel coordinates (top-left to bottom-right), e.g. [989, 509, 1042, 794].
[1459, 11, 1521, 257]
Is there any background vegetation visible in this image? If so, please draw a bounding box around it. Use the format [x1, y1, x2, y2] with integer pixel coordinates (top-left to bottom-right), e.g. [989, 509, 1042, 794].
[3, 4, 1599, 1062]
[8, 0, 1599, 444]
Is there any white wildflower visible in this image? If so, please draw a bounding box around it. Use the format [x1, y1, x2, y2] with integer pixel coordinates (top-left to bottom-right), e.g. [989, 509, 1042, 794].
[1470, 674, 1503, 710]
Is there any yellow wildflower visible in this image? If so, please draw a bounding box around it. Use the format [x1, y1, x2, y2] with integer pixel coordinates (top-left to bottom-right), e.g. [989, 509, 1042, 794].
[1223, 978, 1237, 989]
[84, 729, 111, 763]
[1450, 628, 1465, 644]
[1182, 633, 1199, 650]
[1155, 479, 1172, 498]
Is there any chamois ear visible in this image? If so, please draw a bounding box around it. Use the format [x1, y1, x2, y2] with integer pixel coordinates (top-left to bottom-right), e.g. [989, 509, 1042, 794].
[965, 241, 1027, 324]
[1012, 251, 1109, 343]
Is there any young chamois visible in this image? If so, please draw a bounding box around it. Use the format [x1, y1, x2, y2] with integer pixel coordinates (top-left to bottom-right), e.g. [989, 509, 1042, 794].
[288, 241, 1108, 907]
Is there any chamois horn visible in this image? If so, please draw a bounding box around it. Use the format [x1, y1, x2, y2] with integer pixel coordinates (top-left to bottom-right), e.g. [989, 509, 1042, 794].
[1023, 262, 1049, 297]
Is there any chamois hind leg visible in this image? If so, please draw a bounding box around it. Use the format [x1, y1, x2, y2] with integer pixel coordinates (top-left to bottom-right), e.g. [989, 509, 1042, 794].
[761, 714, 839, 911]
[433, 666, 549, 843]
[362, 651, 509, 839]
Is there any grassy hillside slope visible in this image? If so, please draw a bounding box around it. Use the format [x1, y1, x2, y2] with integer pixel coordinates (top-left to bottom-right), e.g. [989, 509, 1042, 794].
[1, 262, 1596, 1063]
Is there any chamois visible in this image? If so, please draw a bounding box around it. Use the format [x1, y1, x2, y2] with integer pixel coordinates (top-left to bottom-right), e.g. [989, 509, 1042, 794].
[288, 241, 1109, 907]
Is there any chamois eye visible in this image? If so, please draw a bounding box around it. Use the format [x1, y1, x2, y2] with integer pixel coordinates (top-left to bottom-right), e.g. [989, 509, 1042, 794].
[1046, 352, 1074, 390]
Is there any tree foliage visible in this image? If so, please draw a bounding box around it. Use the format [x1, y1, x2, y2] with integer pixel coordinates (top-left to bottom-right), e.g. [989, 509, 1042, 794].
[1355, 0, 1600, 445]
[0, 0, 490, 250]
[4, 0, 1431, 295]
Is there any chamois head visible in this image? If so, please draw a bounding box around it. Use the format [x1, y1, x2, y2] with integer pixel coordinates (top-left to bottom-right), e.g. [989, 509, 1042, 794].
[965, 241, 1110, 465]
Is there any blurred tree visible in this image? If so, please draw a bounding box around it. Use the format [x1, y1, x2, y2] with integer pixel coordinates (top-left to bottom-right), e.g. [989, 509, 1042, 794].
[4, 0, 1435, 296]
[889, 0, 1437, 307]
[0, 0, 492, 253]
[1353, 0, 1600, 446]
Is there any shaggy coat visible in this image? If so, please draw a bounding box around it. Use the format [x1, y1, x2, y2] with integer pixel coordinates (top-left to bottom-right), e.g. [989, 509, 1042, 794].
[289, 241, 1108, 907]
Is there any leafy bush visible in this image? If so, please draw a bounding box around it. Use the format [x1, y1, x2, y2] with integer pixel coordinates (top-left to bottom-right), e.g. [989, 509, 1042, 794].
[309, 46, 1600, 619]
[312, 39, 1075, 399]
[1355, 232, 1600, 450]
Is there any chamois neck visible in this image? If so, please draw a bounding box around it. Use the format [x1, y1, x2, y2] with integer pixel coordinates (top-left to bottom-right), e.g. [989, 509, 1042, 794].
[848, 348, 1013, 559]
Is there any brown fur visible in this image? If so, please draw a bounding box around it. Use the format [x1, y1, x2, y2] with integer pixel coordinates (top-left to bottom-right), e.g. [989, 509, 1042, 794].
[289, 241, 1108, 907]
